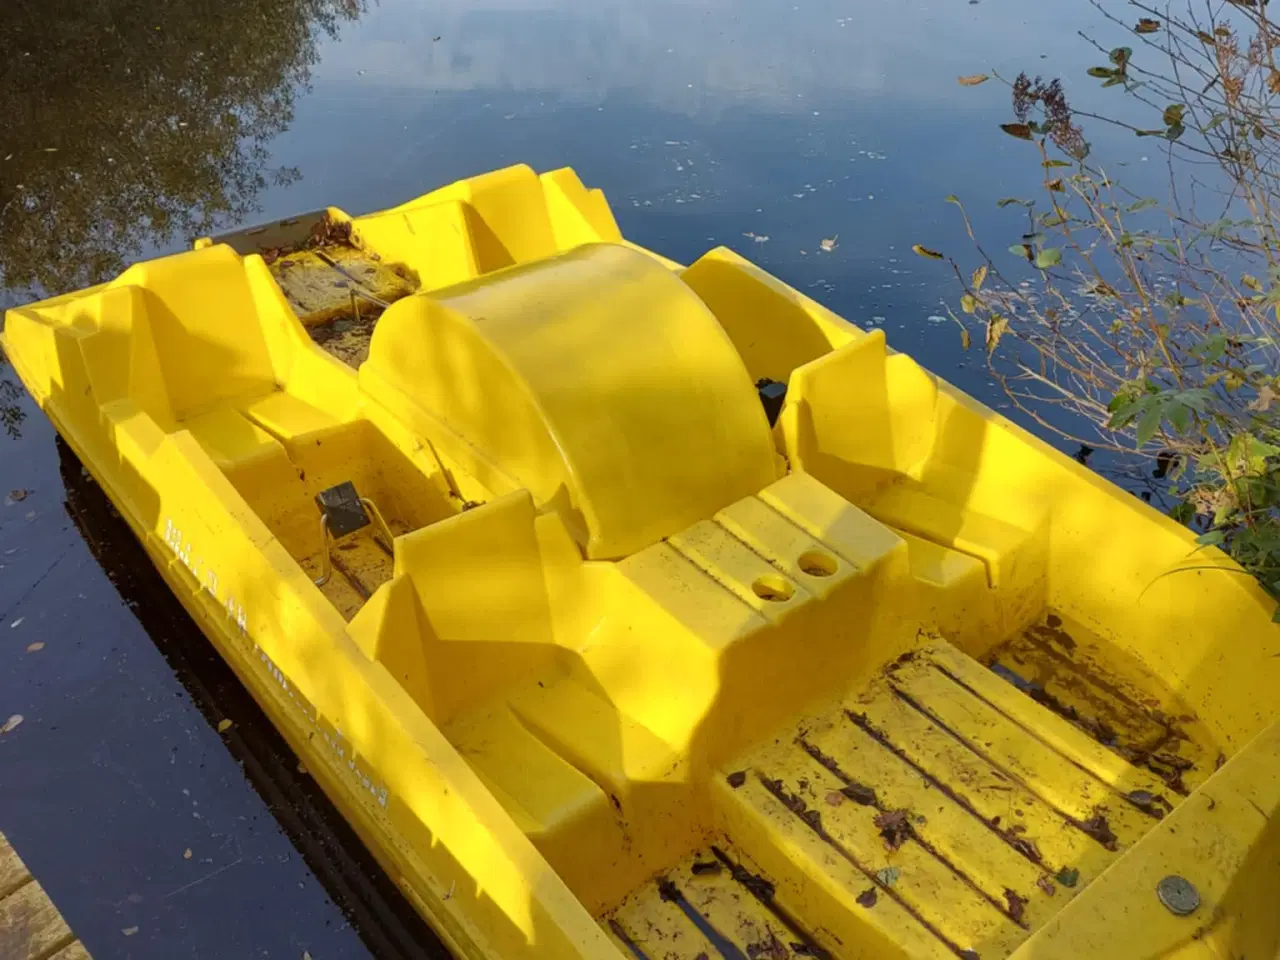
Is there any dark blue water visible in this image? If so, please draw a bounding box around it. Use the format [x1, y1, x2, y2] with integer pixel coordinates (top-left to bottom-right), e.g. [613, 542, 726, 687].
[0, 1, 1175, 956]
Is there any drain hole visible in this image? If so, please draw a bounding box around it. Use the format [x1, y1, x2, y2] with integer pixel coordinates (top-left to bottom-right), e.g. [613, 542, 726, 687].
[798, 550, 838, 577]
[752, 575, 795, 602]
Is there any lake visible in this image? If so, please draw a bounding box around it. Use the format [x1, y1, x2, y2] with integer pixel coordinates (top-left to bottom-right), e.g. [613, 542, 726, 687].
[0, 1, 1172, 956]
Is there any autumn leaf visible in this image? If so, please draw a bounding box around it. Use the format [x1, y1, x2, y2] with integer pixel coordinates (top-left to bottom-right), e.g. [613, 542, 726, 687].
[1001, 123, 1034, 140]
[986, 315, 1010, 355]
[912, 244, 945, 260]
[183, 848, 193, 860]
[971, 264, 988, 290]
[1249, 385, 1276, 412]
[961, 294, 978, 314]
[26, 642, 44, 653]
[1, 714, 22, 735]
[1269, 71, 1280, 95]
[819, 235, 838, 252]
[957, 73, 990, 86]
[216, 718, 233, 733]
[1135, 18, 1161, 33]
[959, 326, 972, 350]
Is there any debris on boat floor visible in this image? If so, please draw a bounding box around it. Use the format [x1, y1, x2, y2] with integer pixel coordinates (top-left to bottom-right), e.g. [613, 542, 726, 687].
[261, 213, 419, 367]
[984, 611, 1218, 793]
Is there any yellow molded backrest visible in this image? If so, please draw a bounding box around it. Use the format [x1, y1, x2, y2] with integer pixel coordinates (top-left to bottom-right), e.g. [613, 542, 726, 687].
[361, 242, 780, 559]
[112, 245, 278, 421]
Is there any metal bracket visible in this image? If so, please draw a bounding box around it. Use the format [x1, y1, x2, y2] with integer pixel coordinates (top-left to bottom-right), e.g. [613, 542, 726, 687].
[312, 482, 396, 587]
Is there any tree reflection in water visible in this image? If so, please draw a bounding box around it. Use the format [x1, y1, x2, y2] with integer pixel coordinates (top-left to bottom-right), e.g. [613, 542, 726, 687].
[0, 0, 365, 436]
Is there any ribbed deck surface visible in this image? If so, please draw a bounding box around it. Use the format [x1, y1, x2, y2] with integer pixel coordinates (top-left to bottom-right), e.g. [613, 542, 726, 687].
[602, 634, 1202, 959]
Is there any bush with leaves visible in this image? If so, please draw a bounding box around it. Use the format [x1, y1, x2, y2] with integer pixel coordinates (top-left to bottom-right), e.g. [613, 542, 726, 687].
[924, 0, 1280, 609]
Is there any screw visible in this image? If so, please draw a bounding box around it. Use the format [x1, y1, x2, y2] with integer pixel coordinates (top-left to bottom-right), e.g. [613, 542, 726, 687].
[1156, 875, 1200, 916]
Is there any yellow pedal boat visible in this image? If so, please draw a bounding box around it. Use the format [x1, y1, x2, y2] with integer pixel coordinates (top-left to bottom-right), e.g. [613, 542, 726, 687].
[5, 165, 1280, 960]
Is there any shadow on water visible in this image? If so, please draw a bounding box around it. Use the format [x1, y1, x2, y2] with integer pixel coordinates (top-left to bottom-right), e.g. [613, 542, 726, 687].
[55, 433, 446, 959]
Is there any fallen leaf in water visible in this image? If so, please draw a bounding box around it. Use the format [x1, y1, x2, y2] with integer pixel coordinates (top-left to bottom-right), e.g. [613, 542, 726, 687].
[819, 235, 838, 252]
[183, 848, 192, 860]
[297, 761, 308, 775]
[856, 887, 878, 907]
[1, 715, 22, 735]
[824, 790, 844, 806]
[216, 718, 233, 733]
[874, 866, 900, 887]
[26, 642, 44, 653]
[7, 489, 28, 502]
[303, 952, 313, 960]
[726, 770, 747, 788]
[9, 618, 24, 629]
[912, 244, 945, 260]
[122, 927, 139, 936]
[1035, 875, 1056, 896]
[957, 73, 990, 86]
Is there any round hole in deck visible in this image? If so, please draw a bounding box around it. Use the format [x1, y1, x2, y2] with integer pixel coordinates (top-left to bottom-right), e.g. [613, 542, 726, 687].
[752, 575, 795, 602]
[798, 550, 838, 577]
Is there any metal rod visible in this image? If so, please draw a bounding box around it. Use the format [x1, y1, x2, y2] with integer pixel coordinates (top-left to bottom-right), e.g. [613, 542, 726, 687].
[313, 515, 332, 586]
[358, 497, 397, 554]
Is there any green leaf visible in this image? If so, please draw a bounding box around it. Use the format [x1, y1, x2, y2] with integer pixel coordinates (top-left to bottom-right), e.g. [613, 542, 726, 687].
[997, 197, 1030, 208]
[1102, 75, 1126, 88]
[1167, 401, 1191, 433]
[1127, 197, 1158, 212]
[1000, 123, 1034, 140]
[1040, 213, 1066, 227]
[1087, 66, 1117, 78]
[1135, 129, 1167, 137]
[1034, 247, 1062, 269]
[945, 194, 960, 204]
[1009, 243, 1033, 260]
[1166, 122, 1186, 141]
[1043, 159, 1072, 168]
[1196, 530, 1226, 546]
[1205, 113, 1228, 130]
[1136, 403, 1164, 446]
[1243, 274, 1263, 293]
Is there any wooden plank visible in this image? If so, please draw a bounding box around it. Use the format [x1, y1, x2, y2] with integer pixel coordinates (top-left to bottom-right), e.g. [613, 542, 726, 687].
[0, 837, 31, 899]
[0, 880, 74, 960]
[0, 834, 90, 960]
